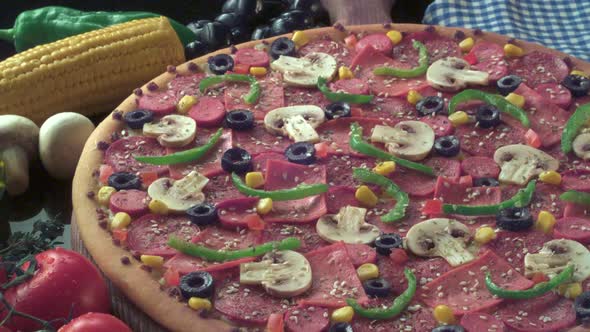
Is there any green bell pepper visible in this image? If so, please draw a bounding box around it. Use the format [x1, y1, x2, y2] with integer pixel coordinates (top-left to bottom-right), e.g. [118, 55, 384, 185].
[373, 40, 429, 78]
[199, 74, 261, 104]
[560, 190, 590, 206]
[231, 173, 328, 201]
[448, 89, 530, 128]
[353, 168, 409, 222]
[485, 265, 574, 299]
[561, 103, 590, 154]
[317, 77, 373, 104]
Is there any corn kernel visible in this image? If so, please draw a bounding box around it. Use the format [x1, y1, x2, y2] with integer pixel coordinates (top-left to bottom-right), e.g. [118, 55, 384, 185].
[250, 66, 267, 76]
[504, 43, 524, 57]
[536, 211, 556, 234]
[448, 111, 470, 127]
[558, 282, 583, 299]
[176, 95, 198, 114]
[571, 70, 588, 78]
[357, 263, 379, 282]
[459, 37, 474, 52]
[407, 90, 423, 105]
[355, 185, 379, 208]
[433, 304, 456, 324]
[97, 186, 116, 206]
[188, 297, 212, 311]
[291, 30, 310, 47]
[111, 212, 131, 229]
[373, 161, 396, 176]
[149, 199, 169, 215]
[140, 255, 164, 268]
[331, 306, 354, 323]
[386, 30, 403, 45]
[338, 66, 354, 80]
[256, 197, 273, 215]
[505, 93, 525, 108]
[474, 226, 496, 244]
[245, 171, 265, 188]
[539, 170, 562, 185]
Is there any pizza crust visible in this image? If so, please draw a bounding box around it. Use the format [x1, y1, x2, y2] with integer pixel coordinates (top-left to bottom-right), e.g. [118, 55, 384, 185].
[72, 23, 590, 332]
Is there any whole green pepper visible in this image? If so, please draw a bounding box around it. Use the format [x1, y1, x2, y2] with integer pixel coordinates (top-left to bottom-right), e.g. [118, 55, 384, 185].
[448, 89, 530, 128]
[485, 265, 573, 299]
[561, 103, 590, 154]
[317, 77, 373, 104]
[0, 6, 196, 52]
[373, 40, 429, 78]
[231, 173, 328, 201]
[353, 168, 409, 222]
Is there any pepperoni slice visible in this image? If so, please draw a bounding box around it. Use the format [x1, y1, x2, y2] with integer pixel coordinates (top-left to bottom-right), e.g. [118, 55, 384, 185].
[104, 136, 168, 175]
[137, 90, 176, 115]
[188, 96, 226, 128]
[330, 78, 370, 95]
[261, 223, 327, 253]
[344, 244, 377, 267]
[284, 306, 329, 332]
[561, 169, 590, 192]
[468, 41, 509, 81]
[461, 156, 500, 179]
[298, 37, 354, 67]
[455, 117, 526, 157]
[127, 214, 199, 257]
[496, 292, 576, 332]
[167, 73, 206, 99]
[234, 48, 270, 67]
[420, 115, 454, 137]
[509, 51, 569, 87]
[534, 83, 572, 108]
[355, 33, 394, 54]
[460, 313, 505, 332]
[392, 31, 461, 66]
[326, 186, 360, 213]
[389, 157, 461, 197]
[553, 217, 590, 243]
[109, 189, 149, 217]
[216, 197, 259, 228]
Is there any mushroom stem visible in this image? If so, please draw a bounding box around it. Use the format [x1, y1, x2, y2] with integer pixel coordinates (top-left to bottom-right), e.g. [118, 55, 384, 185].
[1, 146, 30, 196]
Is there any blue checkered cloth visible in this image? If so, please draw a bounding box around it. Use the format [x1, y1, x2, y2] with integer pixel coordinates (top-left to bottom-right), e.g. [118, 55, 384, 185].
[423, 0, 590, 62]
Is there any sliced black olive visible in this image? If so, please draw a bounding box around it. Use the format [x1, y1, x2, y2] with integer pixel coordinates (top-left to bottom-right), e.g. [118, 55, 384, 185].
[562, 74, 590, 97]
[108, 172, 141, 191]
[473, 177, 500, 187]
[179, 271, 214, 299]
[329, 322, 353, 332]
[374, 233, 403, 256]
[496, 75, 522, 96]
[362, 278, 391, 298]
[208, 54, 235, 75]
[251, 25, 272, 40]
[225, 110, 254, 130]
[324, 102, 351, 120]
[416, 96, 444, 117]
[221, 147, 252, 174]
[432, 326, 466, 332]
[285, 142, 316, 165]
[575, 291, 590, 322]
[269, 37, 296, 60]
[184, 40, 208, 60]
[476, 105, 501, 129]
[187, 203, 218, 226]
[496, 207, 533, 231]
[124, 109, 153, 129]
[434, 135, 460, 157]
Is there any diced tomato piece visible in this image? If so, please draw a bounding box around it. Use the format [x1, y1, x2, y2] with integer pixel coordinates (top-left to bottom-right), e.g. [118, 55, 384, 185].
[422, 199, 443, 215]
[164, 267, 180, 286]
[112, 229, 128, 243]
[267, 313, 285, 332]
[99, 164, 114, 185]
[389, 248, 409, 264]
[459, 175, 473, 186]
[233, 63, 250, 75]
[350, 107, 363, 117]
[139, 171, 159, 187]
[314, 142, 329, 159]
[344, 34, 358, 48]
[464, 51, 478, 65]
[246, 214, 266, 230]
[531, 272, 549, 285]
[525, 128, 542, 148]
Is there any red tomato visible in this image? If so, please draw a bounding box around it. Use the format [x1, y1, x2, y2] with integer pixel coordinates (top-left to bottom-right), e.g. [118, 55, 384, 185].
[422, 199, 443, 215]
[463, 51, 478, 65]
[458, 175, 473, 186]
[233, 63, 251, 75]
[164, 268, 180, 287]
[314, 142, 329, 159]
[246, 214, 266, 231]
[531, 272, 549, 284]
[389, 248, 409, 264]
[1, 248, 110, 331]
[267, 313, 285, 332]
[58, 313, 131, 332]
[344, 34, 358, 48]
[112, 229, 128, 243]
[525, 129, 542, 148]
[139, 171, 158, 187]
[98, 164, 114, 185]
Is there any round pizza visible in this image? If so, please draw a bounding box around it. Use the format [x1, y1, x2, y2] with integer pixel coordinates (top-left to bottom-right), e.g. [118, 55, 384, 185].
[73, 24, 590, 332]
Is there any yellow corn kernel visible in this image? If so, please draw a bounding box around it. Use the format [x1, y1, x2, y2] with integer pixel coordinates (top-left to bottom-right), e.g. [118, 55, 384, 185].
[140, 255, 164, 268]
[474, 226, 496, 244]
[558, 282, 583, 299]
[571, 70, 589, 78]
[357, 263, 379, 282]
[373, 161, 396, 176]
[338, 66, 354, 80]
[188, 297, 212, 311]
[459, 37, 474, 52]
[433, 304, 456, 324]
[250, 66, 267, 76]
[291, 30, 310, 47]
[504, 43, 524, 57]
[539, 170, 562, 185]
[149, 199, 169, 215]
[355, 185, 379, 208]
[97, 186, 117, 206]
[407, 90, 423, 105]
[448, 111, 470, 127]
[245, 171, 265, 188]
[177, 95, 198, 114]
[505, 93, 525, 108]
[331, 306, 354, 323]
[111, 212, 132, 229]
[386, 30, 403, 45]
[256, 197, 273, 215]
[536, 211, 556, 234]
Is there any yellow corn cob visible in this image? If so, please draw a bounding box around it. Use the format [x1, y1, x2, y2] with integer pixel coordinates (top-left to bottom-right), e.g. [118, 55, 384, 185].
[0, 17, 185, 125]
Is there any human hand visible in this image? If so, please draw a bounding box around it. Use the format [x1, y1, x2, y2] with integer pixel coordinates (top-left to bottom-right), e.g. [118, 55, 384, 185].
[320, 0, 395, 25]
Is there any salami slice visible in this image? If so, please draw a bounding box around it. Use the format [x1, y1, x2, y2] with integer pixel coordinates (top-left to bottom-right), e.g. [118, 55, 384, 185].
[434, 176, 501, 208]
[326, 186, 360, 213]
[137, 90, 176, 115]
[108, 189, 149, 217]
[202, 173, 243, 204]
[528, 183, 566, 219]
[188, 96, 226, 128]
[389, 157, 461, 197]
[420, 115, 454, 137]
[298, 37, 354, 67]
[468, 41, 509, 81]
[260, 223, 327, 253]
[284, 86, 328, 107]
[224, 74, 284, 120]
[251, 152, 285, 173]
[329, 78, 370, 95]
[167, 73, 206, 99]
[361, 96, 415, 121]
[233, 123, 290, 156]
[461, 156, 501, 179]
[104, 136, 168, 174]
[317, 117, 393, 156]
[392, 31, 461, 66]
[234, 48, 270, 67]
[562, 169, 590, 192]
[163, 254, 253, 276]
[344, 244, 377, 267]
[322, 155, 369, 187]
[355, 33, 393, 54]
[455, 117, 526, 157]
[484, 229, 552, 270]
[379, 255, 451, 295]
[191, 226, 260, 250]
[216, 197, 259, 228]
[509, 51, 569, 87]
[534, 83, 572, 108]
[564, 202, 590, 218]
[127, 214, 199, 257]
[553, 217, 590, 243]
[284, 306, 329, 332]
[351, 300, 436, 332]
[460, 312, 505, 332]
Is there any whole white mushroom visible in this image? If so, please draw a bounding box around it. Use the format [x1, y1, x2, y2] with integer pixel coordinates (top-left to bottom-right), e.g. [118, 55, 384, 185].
[39, 112, 95, 180]
[0, 115, 40, 195]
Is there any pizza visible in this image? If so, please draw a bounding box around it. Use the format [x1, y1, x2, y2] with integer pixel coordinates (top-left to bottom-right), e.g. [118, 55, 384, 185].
[73, 23, 590, 332]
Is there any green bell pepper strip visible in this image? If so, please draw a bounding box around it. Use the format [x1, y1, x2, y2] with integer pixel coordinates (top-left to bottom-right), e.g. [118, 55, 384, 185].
[317, 77, 373, 104]
[349, 122, 435, 176]
[199, 74, 260, 104]
[231, 173, 328, 201]
[134, 128, 222, 165]
[442, 180, 536, 215]
[346, 268, 416, 319]
[485, 265, 574, 299]
[448, 89, 530, 128]
[352, 168, 409, 222]
[0, 6, 196, 52]
[560, 190, 590, 206]
[168, 236, 301, 262]
[561, 103, 590, 154]
[373, 40, 429, 78]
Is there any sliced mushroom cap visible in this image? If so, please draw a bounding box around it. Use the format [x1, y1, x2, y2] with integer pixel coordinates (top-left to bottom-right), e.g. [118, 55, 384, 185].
[147, 171, 208, 212]
[524, 239, 590, 282]
[573, 132, 590, 160]
[270, 52, 337, 87]
[405, 218, 474, 266]
[240, 250, 312, 298]
[143, 114, 196, 148]
[426, 57, 489, 91]
[264, 105, 326, 142]
[494, 144, 559, 185]
[370, 121, 435, 161]
[316, 206, 381, 244]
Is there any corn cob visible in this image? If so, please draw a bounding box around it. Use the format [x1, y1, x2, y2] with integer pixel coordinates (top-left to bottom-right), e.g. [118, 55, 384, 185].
[0, 17, 185, 125]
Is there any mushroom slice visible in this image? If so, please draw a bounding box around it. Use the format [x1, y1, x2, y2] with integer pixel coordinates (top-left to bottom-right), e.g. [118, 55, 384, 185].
[316, 206, 381, 244]
[405, 218, 474, 267]
[494, 144, 559, 185]
[573, 132, 590, 160]
[524, 239, 590, 282]
[270, 52, 337, 87]
[370, 121, 435, 161]
[426, 57, 489, 91]
[143, 114, 196, 148]
[147, 171, 208, 212]
[240, 250, 312, 298]
[264, 105, 326, 143]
